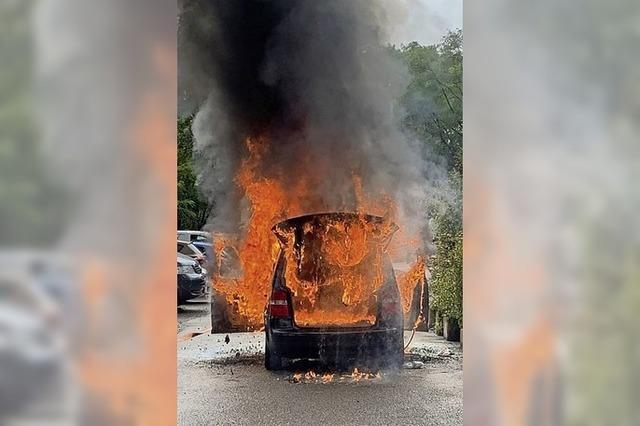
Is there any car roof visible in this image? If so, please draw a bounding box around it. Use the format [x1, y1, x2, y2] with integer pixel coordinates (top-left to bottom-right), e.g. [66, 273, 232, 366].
[177, 230, 209, 236]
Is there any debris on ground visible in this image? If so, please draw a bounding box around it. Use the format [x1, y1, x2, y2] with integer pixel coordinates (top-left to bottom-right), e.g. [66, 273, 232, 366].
[403, 360, 425, 369]
[407, 343, 461, 363]
[289, 368, 382, 384]
[437, 348, 452, 357]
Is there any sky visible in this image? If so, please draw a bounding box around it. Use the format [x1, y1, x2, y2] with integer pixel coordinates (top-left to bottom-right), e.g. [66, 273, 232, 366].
[381, 0, 462, 46]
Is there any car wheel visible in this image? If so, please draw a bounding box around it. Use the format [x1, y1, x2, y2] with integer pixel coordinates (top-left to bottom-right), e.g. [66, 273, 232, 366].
[264, 335, 282, 371]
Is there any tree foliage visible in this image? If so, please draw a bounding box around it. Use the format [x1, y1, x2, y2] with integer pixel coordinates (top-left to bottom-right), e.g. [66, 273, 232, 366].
[0, 0, 67, 246]
[394, 30, 463, 323]
[429, 174, 463, 321]
[396, 30, 462, 176]
[177, 116, 210, 230]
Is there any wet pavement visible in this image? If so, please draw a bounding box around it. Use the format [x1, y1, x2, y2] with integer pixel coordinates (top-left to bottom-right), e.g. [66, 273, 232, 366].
[177, 297, 211, 335]
[177, 302, 463, 425]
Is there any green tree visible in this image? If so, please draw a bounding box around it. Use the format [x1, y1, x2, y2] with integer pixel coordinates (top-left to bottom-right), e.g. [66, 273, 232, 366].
[394, 30, 463, 327]
[396, 30, 462, 176]
[177, 116, 211, 230]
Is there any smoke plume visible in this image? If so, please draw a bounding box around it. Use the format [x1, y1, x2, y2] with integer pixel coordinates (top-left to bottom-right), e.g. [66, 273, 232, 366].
[179, 0, 445, 251]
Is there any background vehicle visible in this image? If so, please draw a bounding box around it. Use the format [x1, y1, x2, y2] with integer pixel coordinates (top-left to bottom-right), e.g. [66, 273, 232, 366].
[177, 240, 206, 268]
[0, 268, 67, 418]
[0, 251, 81, 421]
[177, 230, 211, 244]
[177, 253, 206, 305]
[191, 240, 213, 263]
[264, 213, 405, 370]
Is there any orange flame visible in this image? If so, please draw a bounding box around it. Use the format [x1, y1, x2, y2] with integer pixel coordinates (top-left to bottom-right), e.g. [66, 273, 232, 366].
[396, 256, 426, 316]
[213, 136, 426, 329]
[290, 369, 379, 383]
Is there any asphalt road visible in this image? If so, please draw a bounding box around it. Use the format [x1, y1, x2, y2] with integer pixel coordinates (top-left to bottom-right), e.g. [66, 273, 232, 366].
[177, 302, 463, 426]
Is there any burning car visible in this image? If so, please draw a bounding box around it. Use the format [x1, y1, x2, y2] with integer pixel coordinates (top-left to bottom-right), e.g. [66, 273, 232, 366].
[263, 213, 404, 370]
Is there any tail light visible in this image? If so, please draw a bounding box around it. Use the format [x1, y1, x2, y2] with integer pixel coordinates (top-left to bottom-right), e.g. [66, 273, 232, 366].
[268, 289, 291, 318]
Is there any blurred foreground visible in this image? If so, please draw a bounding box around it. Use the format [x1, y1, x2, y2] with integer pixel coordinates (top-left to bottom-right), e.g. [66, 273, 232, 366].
[465, 0, 640, 424]
[0, 0, 176, 424]
[1, 0, 638, 424]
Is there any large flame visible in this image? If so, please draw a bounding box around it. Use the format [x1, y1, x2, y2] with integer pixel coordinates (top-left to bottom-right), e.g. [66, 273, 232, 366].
[397, 256, 426, 317]
[212, 136, 425, 329]
[274, 214, 390, 327]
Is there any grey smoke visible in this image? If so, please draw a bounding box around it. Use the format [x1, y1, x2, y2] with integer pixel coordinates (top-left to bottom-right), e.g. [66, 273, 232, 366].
[180, 0, 450, 251]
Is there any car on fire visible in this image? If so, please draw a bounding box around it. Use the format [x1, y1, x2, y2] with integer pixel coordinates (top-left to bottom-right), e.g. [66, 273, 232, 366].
[263, 213, 405, 370]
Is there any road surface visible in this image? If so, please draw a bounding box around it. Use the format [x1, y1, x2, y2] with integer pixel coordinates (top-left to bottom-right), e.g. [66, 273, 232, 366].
[178, 302, 462, 426]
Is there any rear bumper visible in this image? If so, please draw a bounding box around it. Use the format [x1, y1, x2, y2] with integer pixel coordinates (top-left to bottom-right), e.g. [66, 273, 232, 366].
[268, 327, 403, 361]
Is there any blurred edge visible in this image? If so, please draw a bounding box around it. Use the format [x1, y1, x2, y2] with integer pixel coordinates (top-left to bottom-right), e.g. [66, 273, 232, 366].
[2, 0, 639, 424]
[0, 0, 176, 424]
[465, 0, 640, 425]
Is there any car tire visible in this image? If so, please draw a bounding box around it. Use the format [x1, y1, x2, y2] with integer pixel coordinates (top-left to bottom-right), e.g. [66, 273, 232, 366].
[264, 335, 283, 371]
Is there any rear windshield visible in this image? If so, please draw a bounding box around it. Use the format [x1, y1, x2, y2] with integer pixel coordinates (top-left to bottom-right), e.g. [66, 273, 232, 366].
[274, 215, 396, 328]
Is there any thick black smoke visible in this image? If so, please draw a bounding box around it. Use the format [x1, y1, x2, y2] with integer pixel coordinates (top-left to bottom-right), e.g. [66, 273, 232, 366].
[179, 0, 445, 247]
[179, 0, 289, 132]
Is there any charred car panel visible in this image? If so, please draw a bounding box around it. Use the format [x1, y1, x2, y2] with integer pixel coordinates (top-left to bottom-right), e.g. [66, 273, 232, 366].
[264, 213, 404, 370]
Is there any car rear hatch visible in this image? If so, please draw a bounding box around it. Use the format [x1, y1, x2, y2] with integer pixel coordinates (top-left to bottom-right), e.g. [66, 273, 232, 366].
[272, 212, 398, 329]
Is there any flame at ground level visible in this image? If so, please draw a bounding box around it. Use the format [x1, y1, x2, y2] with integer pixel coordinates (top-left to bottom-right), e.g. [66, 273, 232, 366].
[290, 368, 382, 384]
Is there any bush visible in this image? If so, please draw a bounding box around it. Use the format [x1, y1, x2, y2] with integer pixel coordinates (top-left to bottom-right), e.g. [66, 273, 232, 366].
[429, 174, 462, 323]
[394, 30, 463, 329]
